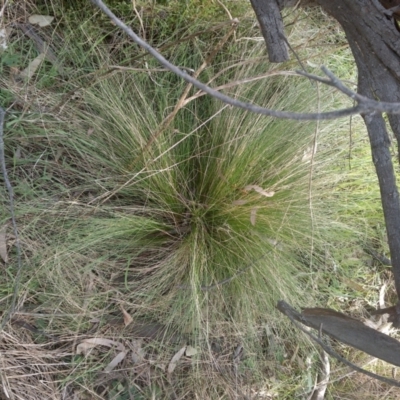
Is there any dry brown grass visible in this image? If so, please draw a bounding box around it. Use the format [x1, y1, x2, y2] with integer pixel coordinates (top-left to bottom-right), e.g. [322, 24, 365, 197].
[0, 326, 68, 400]
[0, 317, 287, 399]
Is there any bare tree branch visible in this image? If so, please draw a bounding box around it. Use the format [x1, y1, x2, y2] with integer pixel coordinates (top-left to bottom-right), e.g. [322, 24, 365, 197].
[90, 0, 400, 120]
[129, 20, 239, 169]
[299, 66, 400, 114]
[277, 301, 400, 389]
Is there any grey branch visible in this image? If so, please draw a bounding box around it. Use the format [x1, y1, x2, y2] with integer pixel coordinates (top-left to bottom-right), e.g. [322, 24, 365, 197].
[90, 0, 400, 120]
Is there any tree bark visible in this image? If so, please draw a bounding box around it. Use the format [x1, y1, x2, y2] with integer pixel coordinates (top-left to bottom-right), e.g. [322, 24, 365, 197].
[316, 0, 400, 323]
[249, 0, 289, 62]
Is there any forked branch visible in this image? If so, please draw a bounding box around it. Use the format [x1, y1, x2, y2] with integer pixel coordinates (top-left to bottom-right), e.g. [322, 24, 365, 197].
[90, 0, 400, 120]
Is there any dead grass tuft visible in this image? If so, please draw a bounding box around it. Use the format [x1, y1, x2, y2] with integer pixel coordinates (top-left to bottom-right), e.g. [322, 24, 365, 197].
[0, 325, 69, 400]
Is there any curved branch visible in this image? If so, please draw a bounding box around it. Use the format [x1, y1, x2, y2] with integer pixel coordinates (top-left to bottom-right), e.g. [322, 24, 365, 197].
[90, 0, 400, 120]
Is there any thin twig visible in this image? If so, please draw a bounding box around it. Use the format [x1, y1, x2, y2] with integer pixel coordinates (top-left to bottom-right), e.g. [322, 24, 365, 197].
[127, 19, 239, 170]
[0, 107, 23, 330]
[216, 0, 233, 21]
[0, 0, 9, 19]
[184, 70, 298, 104]
[310, 347, 330, 400]
[53, 21, 234, 113]
[279, 32, 310, 84]
[90, 0, 400, 120]
[299, 67, 400, 114]
[364, 247, 391, 266]
[95, 23, 239, 205]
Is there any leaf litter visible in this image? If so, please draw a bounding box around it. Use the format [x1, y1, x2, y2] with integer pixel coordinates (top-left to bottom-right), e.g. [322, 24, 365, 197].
[76, 337, 127, 373]
[28, 14, 54, 27]
[245, 185, 275, 197]
[167, 346, 186, 375]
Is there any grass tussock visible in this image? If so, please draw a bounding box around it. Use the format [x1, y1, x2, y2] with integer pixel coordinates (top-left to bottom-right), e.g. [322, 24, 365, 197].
[0, 1, 396, 398]
[33, 47, 352, 333]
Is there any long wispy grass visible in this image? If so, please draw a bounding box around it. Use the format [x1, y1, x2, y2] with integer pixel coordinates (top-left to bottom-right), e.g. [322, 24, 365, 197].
[23, 23, 361, 355]
[0, 2, 390, 398]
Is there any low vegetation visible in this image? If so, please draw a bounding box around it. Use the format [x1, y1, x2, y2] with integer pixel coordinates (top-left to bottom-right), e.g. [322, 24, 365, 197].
[0, 1, 397, 398]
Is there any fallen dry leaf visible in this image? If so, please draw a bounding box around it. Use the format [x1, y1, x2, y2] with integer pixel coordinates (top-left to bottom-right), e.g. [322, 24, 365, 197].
[120, 305, 133, 326]
[0, 28, 7, 51]
[232, 199, 248, 206]
[185, 345, 197, 357]
[14, 146, 22, 160]
[149, 360, 166, 371]
[267, 238, 278, 247]
[131, 339, 145, 364]
[76, 338, 125, 355]
[302, 144, 317, 162]
[20, 52, 46, 81]
[0, 225, 7, 263]
[233, 344, 244, 362]
[104, 351, 126, 373]
[250, 208, 258, 226]
[10, 66, 20, 77]
[167, 346, 186, 374]
[55, 148, 64, 163]
[28, 14, 54, 27]
[245, 185, 274, 198]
